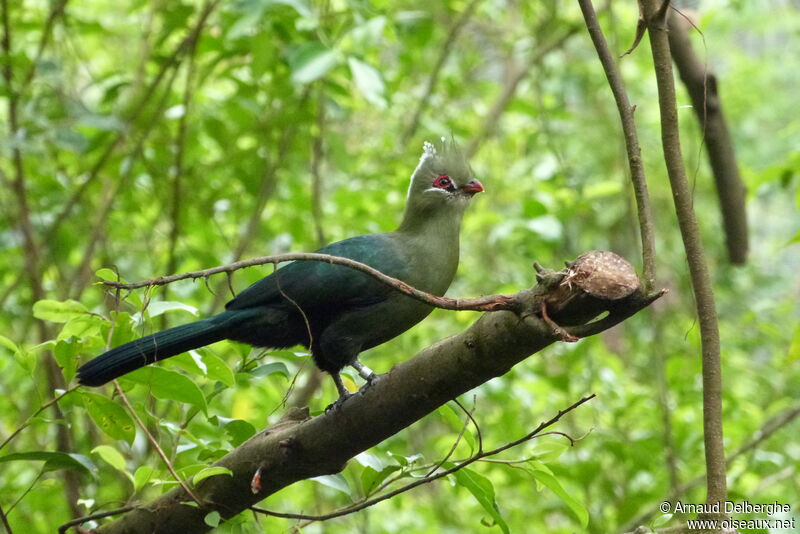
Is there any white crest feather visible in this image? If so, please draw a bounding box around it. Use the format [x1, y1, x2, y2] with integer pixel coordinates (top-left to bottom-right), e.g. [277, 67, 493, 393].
[420, 140, 437, 162]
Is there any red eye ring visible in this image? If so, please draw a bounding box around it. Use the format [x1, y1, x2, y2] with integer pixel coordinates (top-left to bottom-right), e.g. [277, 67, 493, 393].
[433, 175, 454, 190]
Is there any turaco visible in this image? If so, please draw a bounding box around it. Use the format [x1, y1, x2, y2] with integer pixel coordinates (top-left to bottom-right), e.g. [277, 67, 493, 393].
[77, 139, 484, 406]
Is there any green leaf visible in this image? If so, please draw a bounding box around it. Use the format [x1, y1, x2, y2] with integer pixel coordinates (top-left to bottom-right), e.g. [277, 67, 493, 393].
[192, 466, 233, 485]
[0, 334, 19, 354]
[360, 465, 400, 496]
[271, 0, 312, 18]
[123, 367, 207, 414]
[91, 445, 127, 472]
[787, 324, 800, 361]
[354, 452, 383, 472]
[310, 474, 351, 495]
[33, 299, 88, 323]
[58, 315, 105, 341]
[95, 268, 120, 282]
[223, 419, 256, 447]
[204, 511, 221, 527]
[288, 42, 338, 84]
[133, 465, 156, 492]
[54, 340, 79, 382]
[527, 463, 589, 528]
[173, 351, 235, 387]
[81, 392, 136, 445]
[448, 465, 509, 534]
[0, 451, 93, 475]
[347, 57, 386, 107]
[201, 352, 236, 387]
[652, 513, 673, 528]
[251, 361, 289, 379]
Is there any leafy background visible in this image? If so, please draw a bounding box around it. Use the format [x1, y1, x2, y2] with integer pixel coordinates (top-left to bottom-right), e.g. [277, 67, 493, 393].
[1, 0, 798, 532]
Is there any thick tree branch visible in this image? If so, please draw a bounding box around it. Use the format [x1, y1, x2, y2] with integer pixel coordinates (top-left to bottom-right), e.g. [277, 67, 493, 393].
[251, 394, 593, 522]
[577, 0, 657, 290]
[85, 252, 660, 533]
[667, 11, 748, 265]
[641, 0, 727, 509]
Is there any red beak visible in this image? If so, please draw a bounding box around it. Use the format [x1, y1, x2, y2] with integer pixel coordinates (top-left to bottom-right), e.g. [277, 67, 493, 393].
[462, 179, 484, 195]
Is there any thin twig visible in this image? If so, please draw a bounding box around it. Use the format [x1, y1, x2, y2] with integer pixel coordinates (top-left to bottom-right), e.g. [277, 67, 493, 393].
[0, 503, 13, 534]
[577, 0, 657, 289]
[466, 25, 579, 158]
[641, 0, 727, 507]
[112, 381, 202, 504]
[19, 0, 68, 90]
[310, 88, 327, 247]
[163, 3, 203, 307]
[100, 252, 521, 313]
[252, 394, 596, 522]
[425, 398, 476, 478]
[57, 506, 136, 534]
[453, 396, 483, 453]
[622, 403, 800, 531]
[0, 387, 77, 452]
[40, 0, 221, 251]
[402, 0, 483, 143]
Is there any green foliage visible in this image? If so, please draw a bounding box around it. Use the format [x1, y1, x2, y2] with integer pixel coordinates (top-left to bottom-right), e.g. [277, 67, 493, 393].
[1, 0, 799, 533]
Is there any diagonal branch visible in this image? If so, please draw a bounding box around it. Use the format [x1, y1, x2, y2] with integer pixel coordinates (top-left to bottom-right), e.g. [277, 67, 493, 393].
[85, 252, 660, 533]
[252, 393, 594, 522]
[465, 25, 579, 158]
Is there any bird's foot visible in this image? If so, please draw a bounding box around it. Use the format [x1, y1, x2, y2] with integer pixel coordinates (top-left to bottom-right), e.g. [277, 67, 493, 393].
[358, 372, 384, 395]
[325, 392, 354, 413]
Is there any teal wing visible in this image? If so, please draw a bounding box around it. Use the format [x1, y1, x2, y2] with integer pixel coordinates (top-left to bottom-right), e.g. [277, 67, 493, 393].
[225, 234, 409, 312]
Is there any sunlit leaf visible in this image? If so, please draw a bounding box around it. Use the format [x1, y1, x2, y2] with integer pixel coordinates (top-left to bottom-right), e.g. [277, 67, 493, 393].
[347, 57, 386, 107]
[289, 43, 338, 84]
[310, 474, 351, 495]
[81, 392, 136, 445]
[447, 464, 509, 534]
[193, 466, 233, 485]
[123, 367, 207, 414]
[33, 300, 88, 323]
[0, 451, 93, 475]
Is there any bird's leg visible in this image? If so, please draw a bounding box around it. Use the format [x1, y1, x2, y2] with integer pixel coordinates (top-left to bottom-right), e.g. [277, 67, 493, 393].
[351, 359, 382, 395]
[325, 373, 353, 412]
[351, 360, 377, 382]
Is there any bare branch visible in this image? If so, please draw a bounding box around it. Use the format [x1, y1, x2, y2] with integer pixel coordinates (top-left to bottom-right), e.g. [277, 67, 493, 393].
[101, 252, 524, 313]
[668, 10, 748, 264]
[112, 381, 201, 505]
[87, 252, 660, 533]
[577, 0, 657, 290]
[641, 0, 727, 509]
[252, 394, 595, 522]
[58, 507, 136, 534]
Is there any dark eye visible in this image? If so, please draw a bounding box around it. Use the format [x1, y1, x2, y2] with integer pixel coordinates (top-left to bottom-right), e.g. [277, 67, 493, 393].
[433, 175, 454, 190]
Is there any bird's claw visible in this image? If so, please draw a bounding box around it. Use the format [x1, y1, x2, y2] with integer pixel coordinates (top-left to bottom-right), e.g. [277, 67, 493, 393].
[325, 392, 354, 413]
[358, 372, 383, 395]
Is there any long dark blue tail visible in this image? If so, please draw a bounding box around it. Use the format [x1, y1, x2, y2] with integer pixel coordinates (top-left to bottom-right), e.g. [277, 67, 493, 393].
[77, 310, 256, 386]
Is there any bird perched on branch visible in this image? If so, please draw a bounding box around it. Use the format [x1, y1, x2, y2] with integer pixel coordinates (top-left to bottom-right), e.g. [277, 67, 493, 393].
[77, 139, 484, 405]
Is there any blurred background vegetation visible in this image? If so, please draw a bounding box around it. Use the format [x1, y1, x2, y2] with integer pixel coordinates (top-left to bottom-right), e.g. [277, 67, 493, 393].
[1, 0, 798, 532]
